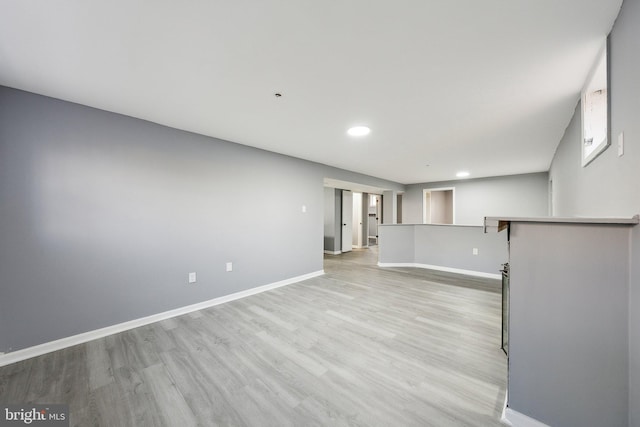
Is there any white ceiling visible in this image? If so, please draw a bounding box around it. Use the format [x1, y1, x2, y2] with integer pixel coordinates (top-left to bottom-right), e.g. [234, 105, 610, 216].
[0, 0, 623, 184]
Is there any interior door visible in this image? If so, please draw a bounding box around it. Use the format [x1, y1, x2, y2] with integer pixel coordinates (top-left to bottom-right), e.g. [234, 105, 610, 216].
[341, 190, 353, 253]
[376, 195, 381, 239]
[352, 192, 362, 248]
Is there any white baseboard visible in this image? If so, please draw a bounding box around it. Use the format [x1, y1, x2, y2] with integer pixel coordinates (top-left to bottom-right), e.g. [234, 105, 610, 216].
[503, 408, 551, 427]
[324, 250, 341, 255]
[378, 262, 416, 268]
[377, 262, 501, 280]
[0, 270, 325, 368]
[500, 392, 511, 426]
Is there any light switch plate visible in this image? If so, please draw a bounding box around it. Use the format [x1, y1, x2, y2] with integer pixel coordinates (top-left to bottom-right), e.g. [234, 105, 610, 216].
[188, 272, 196, 283]
[618, 132, 624, 157]
[226, 262, 233, 272]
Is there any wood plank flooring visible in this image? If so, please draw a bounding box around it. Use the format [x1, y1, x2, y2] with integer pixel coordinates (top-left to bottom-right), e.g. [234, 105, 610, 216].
[0, 248, 507, 426]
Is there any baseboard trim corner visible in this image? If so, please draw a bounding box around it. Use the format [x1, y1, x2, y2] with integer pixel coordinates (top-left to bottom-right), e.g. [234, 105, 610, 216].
[503, 408, 551, 427]
[0, 270, 324, 368]
[324, 250, 341, 255]
[500, 392, 511, 426]
[377, 262, 501, 280]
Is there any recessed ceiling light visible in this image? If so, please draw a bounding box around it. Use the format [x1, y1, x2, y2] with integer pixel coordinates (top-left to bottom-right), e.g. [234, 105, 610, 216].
[456, 171, 470, 178]
[347, 126, 370, 137]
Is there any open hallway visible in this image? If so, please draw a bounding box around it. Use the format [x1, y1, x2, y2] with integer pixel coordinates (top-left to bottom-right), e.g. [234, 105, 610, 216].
[0, 249, 507, 426]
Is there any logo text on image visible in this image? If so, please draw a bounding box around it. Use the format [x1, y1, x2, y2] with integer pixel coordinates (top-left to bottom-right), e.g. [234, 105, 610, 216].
[1, 405, 68, 426]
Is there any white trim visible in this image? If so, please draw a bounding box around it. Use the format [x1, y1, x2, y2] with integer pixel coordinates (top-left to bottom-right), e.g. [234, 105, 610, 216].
[378, 262, 416, 268]
[377, 262, 501, 280]
[324, 250, 341, 255]
[503, 408, 551, 427]
[500, 392, 511, 426]
[0, 270, 324, 367]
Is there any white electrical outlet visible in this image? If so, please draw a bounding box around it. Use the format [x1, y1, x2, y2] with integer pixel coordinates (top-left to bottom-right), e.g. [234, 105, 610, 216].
[472, 248, 479, 255]
[226, 262, 233, 272]
[188, 272, 196, 283]
[302, 205, 307, 213]
[618, 132, 624, 157]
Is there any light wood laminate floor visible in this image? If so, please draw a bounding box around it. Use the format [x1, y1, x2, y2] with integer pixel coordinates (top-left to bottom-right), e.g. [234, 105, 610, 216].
[0, 248, 507, 426]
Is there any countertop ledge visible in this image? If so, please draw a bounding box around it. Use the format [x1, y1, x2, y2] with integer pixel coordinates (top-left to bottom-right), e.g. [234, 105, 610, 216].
[484, 215, 639, 232]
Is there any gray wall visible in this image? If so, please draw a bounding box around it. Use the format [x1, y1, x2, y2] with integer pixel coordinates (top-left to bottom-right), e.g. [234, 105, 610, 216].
[323, 188, 341, 252]
[403, 173, 549, 225]
[632, 226, 640, 427]
[378, 225, 414, 264]
[382, 190, 397, 224]
[548, 1, 640, 424]
[549, 99, 640, 217]
[379, 224, 507, 275]
[413, 225, 506, 274]
[549, 11, 640, 218]
[0, 86, 403, 352]
[0, 307, 6, 354]
[508, 222, 630, 427]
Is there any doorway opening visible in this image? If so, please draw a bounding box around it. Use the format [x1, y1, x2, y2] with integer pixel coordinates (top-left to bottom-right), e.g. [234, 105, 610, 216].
[336, 190, 381, 252]
[423, 187, 455, 224]
[368, 194, 381, 246]
[349, 191, 377, 250]
[323, 179, 389, 266]
[323, 187, 378, 255]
